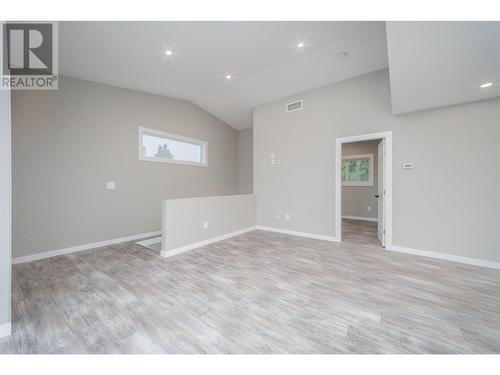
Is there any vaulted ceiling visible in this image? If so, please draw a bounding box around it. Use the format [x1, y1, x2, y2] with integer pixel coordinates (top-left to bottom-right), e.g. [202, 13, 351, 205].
[386, 21, 500, 114]
[59, 21, 500, 129]
[59, 21, 388, 129]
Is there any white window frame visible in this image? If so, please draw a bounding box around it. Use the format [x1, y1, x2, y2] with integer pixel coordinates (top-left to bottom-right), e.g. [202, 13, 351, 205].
[138, 126, 208, 167]
[341, 153, 374, 186]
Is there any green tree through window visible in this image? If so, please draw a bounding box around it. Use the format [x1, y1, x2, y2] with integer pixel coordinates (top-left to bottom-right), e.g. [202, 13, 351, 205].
[342, 158, 369, 182]
[155, 144, 175, 159]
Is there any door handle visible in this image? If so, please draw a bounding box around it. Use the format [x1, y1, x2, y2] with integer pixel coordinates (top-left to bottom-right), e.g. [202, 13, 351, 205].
[375, 194, 380, 198]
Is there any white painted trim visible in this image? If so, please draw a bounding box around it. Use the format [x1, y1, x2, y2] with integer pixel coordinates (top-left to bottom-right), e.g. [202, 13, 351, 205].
[164, 193, 255, 202]
[335, 131, 393, 247]
[342, 215, 378, 222]
[12, 230, 161, 264]
[138, 126, 208, 167]
[388, 245, 500, 270]
[0, 322, 11, 338]
[255, 226, 339, 242]
[136, 236, 162, 247]
[161, 227, 257, 258]
[341, 153, 374, 187]
[336, 131, 393, 144]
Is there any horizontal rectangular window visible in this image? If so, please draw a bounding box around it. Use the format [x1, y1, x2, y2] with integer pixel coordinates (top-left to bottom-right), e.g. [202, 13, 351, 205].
[139, 127, 207, 166]
[342, 154, 374, 186]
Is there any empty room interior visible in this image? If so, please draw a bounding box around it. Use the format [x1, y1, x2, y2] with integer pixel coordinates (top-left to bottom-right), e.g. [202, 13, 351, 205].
[2, 20, 500, 355]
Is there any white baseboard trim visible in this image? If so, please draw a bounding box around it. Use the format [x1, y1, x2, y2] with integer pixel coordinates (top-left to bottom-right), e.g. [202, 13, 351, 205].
[255, 226, 339, 242]
[0, 322, 11, 338]
[342, 215, 377, 222]
[12, 230, 162, 265]
[136, 236, 162, 247]
[388, 245, 500, 270]
[161, 226, 257, 258]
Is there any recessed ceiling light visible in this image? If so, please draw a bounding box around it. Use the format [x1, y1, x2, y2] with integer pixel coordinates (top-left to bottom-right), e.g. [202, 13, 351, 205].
[165, 50, 173, 56]
[297, 42, 305, 48]
[480, 82, 493, 88]
[225, 74, 232, 80]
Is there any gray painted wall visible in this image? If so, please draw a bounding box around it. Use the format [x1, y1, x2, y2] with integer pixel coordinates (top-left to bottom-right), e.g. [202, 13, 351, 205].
[0, 24, 12, 331]
[342, 140, 379, 219]
[162, 194, 256, 253]
[237, 128, 253, 194]
[12, 76, 239, 258]
[254, 69, 500, 262]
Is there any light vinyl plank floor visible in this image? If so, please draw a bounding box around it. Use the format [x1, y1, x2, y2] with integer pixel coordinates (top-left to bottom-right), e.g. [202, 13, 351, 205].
[1, 230, 499, 354]
[342, 218, 381, 247]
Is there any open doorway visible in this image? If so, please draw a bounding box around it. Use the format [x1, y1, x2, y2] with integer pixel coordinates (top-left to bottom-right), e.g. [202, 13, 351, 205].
[335, 131, 392, 249]
[341, 139, 381, 246]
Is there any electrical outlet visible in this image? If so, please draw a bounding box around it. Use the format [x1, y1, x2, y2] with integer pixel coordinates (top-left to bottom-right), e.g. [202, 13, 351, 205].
[106, 182, 116, 190]
[285, 214, 291, 221]
[203, 221, 208, 229]
[274, 213, 281, 219]
[367, 206, 372, 212]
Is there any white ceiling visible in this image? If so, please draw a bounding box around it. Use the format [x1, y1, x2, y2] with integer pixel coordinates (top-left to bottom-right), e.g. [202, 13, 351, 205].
[386, 21, 500, 114]
[59, 21, 389, 129]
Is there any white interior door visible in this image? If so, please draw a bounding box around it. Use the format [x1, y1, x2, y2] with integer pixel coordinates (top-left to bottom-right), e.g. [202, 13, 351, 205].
[377, 139, 385, 247]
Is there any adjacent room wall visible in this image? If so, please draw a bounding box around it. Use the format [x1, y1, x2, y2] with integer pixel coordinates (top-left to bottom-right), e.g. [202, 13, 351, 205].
[254, 69, 500, 263]
[342, 140, 379, 220]
[12, 75, 239, 258]
[0, 23, 12, 336]
[237, 128, 253, 194]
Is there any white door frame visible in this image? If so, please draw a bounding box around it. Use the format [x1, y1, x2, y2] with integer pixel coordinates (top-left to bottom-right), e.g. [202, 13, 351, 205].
[335, 131, 393, 248]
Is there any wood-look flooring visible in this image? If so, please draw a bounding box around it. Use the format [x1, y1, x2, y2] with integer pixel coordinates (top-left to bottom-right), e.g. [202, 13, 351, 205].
[342, 218, 381, 247]
[1, 230, 500, 354]
[143, 242, 162, 253]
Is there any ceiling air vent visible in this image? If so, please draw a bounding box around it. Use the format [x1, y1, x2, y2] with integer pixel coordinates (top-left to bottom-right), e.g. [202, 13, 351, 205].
[286, 100, 303, 113]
